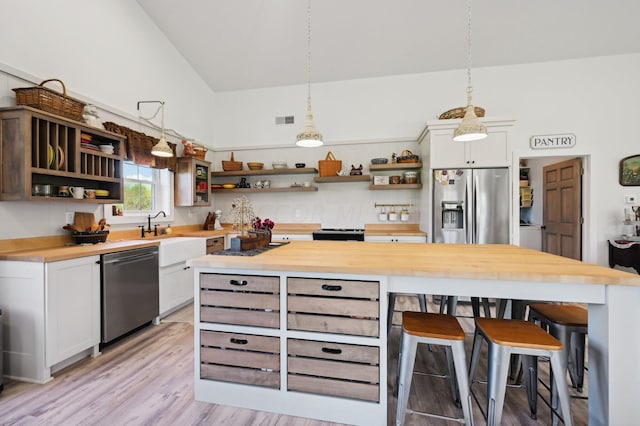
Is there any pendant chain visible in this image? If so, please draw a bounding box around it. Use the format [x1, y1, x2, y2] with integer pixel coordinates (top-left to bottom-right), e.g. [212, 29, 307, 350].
[306, 0, 312, 108]
[466, 0, 473, 105]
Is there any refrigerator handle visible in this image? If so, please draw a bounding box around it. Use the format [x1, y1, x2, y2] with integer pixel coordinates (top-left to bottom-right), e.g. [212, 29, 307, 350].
[465, 172, 473, 244]
[473, 173, 480, 244]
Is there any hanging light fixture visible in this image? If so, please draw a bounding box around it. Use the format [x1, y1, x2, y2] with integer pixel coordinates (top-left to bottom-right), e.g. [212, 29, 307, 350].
[296, 0, 323, 147]
[453, 0, 487, 142]
[137, 100, 174, 157]
[151, 101, 173, 157]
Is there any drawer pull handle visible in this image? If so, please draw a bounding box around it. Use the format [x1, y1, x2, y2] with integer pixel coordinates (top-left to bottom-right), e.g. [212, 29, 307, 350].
[229, 279, 248, 286]
[321, 284, 342, 291]
[322, 347, 342, 355]
[230, 338, 248, 345]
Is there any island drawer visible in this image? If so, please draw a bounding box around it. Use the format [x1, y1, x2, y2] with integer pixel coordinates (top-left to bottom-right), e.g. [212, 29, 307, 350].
[287, 277, 379, 337]
[287, 338, 379, 402]
[200, 273, 280, 328]
[200, 330, 280, 389]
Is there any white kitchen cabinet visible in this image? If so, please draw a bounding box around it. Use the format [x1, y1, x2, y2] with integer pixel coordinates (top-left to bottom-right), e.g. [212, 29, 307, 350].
[160, 262, 194, 316]
[0, 256, 100, 383]
[519, 225, 543, 251]
[423, 118, 515, 169]
[364, 235, 426, 243]
[45, 256, 101, 367]
[271, 233, 313, 241]
[158, 237, 206, 317]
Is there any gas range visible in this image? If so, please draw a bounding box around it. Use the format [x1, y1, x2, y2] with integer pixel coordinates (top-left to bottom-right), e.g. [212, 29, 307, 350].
[312, 228, 365, 241]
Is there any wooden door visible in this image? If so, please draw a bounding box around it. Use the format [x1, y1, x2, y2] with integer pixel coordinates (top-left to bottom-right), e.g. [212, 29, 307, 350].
[542, 158, 582, 259]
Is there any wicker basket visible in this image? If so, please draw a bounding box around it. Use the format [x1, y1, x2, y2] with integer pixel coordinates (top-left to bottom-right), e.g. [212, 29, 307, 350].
[222, 152, 242, 171]
[397, 150, 419, 163]
[318, 151, 342, 177]
[185, 144, 208, 160]
[13, 79, 86, 121]
[439, 106, 485, 120]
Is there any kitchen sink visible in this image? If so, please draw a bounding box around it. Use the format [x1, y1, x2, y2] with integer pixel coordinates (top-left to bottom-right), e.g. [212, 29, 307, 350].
[134, 237, 207, 266]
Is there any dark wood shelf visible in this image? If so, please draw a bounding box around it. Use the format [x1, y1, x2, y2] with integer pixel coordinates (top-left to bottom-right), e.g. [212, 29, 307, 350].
[314, 175, 371, 183]
[212, 167, 318, 177]
[369, 162, 422, 171]
[212, 186, 319, 193]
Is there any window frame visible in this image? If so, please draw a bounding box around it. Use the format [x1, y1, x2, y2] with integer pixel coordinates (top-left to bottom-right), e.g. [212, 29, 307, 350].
[103, 162, 174, 225]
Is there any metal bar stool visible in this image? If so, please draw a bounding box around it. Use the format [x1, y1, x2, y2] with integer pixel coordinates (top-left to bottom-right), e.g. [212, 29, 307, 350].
[528, 303, 588, 425]
[468, 317, 574, 426]
[440, 295, 492, 318]
[388, 293, 427, 336]
[396, 312, 474, 425]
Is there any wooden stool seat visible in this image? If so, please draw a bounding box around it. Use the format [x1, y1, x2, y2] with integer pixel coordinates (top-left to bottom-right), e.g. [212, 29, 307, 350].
[403, 312, 465, 340]
[475, 317, 563, 350]
[528, 303, 587, 327]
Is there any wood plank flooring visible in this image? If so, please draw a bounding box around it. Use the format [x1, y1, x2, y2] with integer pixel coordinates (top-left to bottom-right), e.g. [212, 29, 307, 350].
[0, 299, 587, 425]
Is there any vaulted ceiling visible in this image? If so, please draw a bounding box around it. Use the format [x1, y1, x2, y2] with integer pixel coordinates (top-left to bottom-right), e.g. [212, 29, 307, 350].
[137, 0, 640, 92]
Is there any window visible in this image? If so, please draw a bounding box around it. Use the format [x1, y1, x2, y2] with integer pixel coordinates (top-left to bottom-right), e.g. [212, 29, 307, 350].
[104, 162, 174, 225]
[123, 162, 154, 211]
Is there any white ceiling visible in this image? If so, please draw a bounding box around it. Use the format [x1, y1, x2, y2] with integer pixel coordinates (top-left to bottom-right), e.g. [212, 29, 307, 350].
[137, 0, 640, 92]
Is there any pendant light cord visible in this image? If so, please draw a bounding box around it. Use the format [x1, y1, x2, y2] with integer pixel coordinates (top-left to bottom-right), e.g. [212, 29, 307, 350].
[465, 0, 473, 106]
[306, 0, 312, 109]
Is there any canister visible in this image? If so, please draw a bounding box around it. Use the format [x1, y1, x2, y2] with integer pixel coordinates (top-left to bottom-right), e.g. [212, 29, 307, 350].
[403, 171, 418, 184]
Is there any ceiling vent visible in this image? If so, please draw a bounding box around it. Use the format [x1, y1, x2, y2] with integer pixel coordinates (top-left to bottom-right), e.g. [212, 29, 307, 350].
[275, 115, 295, 125]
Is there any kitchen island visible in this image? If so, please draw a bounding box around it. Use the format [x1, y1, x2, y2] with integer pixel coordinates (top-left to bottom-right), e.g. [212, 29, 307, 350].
[189, 241, 640, 426]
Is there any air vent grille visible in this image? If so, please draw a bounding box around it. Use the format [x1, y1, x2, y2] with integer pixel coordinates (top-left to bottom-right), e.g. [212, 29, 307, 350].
[275, 116, 295, 125]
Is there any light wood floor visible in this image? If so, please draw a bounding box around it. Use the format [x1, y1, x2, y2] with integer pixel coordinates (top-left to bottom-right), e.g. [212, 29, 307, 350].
[0, 299, 587, 425]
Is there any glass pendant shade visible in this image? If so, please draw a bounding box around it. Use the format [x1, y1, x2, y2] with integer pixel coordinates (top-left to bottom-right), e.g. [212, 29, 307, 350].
[296, 103, 323, 147]
[151, 135, 174, 157]
[453, 105, 488, 142]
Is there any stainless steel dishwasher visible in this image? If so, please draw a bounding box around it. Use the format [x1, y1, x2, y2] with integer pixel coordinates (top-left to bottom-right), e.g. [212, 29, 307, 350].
[101, 246, 159, 343]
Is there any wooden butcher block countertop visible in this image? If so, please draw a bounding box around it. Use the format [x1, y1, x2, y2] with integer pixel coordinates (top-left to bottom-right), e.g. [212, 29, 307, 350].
[364, 224, 427, 236]
[0, 240, 160, 263]
[190, 241, 640, 286]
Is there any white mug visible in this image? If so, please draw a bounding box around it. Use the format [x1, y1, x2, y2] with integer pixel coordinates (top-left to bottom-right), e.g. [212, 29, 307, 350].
[69, 186, 85, 199]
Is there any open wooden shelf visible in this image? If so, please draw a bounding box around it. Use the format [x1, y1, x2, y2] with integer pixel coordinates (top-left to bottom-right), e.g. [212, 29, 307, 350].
[212, 186, 319, 193]
[212, 167, 318, 177]
[369, 162, 422, 171]
[314, 175, 371, 183]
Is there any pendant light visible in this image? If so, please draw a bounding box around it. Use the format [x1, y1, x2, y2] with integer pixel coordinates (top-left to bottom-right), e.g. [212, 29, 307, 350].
[151, 101, 173, 157]
[296, 0, 323, 147]
[453, 0, 487, 142]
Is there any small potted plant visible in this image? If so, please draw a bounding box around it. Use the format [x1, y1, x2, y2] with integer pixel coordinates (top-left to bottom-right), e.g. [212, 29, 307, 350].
[251, 217, 275, 243]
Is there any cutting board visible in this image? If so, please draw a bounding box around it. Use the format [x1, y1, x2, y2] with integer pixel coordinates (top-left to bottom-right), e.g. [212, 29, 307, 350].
[73, 212, 96, 232]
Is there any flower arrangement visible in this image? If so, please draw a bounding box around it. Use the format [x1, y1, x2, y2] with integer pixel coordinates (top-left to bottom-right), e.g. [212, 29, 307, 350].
[252, 217, 275, 232]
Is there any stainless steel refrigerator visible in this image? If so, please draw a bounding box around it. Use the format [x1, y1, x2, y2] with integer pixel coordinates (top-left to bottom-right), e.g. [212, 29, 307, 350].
[432, 168, 510, 244]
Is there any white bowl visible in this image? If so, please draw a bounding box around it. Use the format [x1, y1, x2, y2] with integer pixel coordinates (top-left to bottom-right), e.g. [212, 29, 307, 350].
[272, 162, 288, 169]
[99, 145, 114, 154]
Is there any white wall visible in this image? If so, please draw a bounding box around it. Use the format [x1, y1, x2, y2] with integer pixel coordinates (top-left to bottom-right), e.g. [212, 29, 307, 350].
[0, 0, 214, 144]
[212, 54, 640, 266]
[0, 0, 216, 238]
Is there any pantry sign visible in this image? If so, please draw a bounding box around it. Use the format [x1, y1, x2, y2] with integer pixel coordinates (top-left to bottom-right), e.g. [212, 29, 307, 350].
[530, 133, 576, 149]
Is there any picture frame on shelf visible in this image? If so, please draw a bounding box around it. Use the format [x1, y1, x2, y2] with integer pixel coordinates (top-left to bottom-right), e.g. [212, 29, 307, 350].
[619, 154, 640, 186]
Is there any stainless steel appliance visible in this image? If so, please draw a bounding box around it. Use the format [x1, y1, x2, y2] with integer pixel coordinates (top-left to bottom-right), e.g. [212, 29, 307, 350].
[432, 168, 510, 244]
[312, 228, 365, 241]
[101, 246, 159, 343]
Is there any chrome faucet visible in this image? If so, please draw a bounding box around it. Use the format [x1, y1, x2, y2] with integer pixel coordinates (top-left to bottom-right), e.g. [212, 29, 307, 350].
[140, 211, 167, 237]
